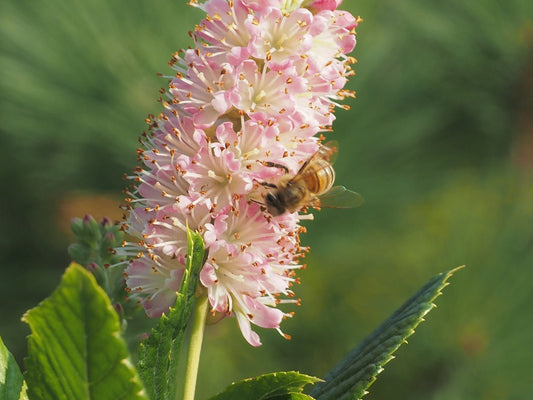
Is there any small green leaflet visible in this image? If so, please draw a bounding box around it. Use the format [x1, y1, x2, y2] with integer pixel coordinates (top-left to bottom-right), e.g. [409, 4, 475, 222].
[207, 371, 321, 400]
[137, 228, 206, 400]
[0, 336, 28, 400]
[22, 263, 146, 400]
[311, 266, 464, 400]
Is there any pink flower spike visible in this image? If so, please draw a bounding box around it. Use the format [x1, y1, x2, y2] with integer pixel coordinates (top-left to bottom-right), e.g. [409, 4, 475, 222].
[119, 0, 359, 346]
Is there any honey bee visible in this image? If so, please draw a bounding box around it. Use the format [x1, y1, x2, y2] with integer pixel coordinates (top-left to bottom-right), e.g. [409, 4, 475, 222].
[262, 141, 363, 216]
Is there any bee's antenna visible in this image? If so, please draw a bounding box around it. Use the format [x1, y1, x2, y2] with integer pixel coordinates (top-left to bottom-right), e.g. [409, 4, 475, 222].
[261, 161, 289, 174]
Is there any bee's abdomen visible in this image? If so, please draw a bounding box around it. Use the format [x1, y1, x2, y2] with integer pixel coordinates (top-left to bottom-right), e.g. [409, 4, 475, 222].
[304, 159, 335, 194]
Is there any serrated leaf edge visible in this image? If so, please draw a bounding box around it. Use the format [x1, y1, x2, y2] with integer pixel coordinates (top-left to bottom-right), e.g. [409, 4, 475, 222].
[311, 266, 464, 400]
[207, 371, 322, 400]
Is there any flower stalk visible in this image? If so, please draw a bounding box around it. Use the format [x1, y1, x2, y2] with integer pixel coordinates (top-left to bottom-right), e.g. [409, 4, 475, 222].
[182, 291, 209, 400]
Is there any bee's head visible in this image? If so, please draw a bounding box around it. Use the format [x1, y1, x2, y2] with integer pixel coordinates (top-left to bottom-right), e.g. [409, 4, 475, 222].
[265, 192, 285, 216]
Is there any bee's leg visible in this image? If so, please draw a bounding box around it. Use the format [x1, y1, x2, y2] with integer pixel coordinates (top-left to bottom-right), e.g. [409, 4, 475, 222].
[262, 161, 289, 174]
[249, 198, 268, 211]
[259, 181, 277, 189]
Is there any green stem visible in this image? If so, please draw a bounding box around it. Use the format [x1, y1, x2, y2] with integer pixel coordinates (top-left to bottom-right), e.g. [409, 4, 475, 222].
[181, 292, 209, 400]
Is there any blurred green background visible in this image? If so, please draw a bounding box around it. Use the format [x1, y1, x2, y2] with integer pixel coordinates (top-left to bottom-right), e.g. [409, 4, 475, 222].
[1, 0, 532, 399]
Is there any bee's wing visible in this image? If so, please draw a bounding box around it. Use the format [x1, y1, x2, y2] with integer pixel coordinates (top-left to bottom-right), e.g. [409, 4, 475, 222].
[294, 141, 339, 176]
[316, 185, 364, 209]
[320, 140, 339, 165]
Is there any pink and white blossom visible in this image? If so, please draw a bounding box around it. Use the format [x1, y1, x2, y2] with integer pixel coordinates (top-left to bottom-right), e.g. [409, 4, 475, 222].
[119, 0, 358, 346]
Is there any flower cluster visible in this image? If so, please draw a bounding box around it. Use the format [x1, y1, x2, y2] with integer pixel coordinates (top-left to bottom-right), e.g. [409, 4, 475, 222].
[119, 0, 358, 346]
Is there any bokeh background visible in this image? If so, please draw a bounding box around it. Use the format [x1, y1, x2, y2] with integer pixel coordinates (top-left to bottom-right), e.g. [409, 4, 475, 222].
[1, 0, 532, 399]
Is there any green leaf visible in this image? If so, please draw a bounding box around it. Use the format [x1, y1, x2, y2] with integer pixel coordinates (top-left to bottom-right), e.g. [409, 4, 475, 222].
[22, 263, 146, 400]
[0, 336, 28, 400]
[310, 266, 464, 400]
[207, 371, 321, 400]
[137, 228, 206, 400]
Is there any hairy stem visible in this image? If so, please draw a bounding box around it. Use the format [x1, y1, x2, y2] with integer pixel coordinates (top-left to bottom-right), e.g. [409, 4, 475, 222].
[181, 292, 209, 400]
